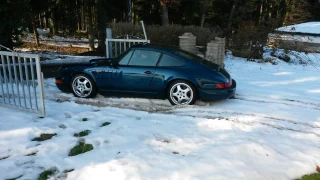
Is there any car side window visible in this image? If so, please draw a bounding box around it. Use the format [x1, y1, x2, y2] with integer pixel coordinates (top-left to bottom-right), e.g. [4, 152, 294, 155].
[128, 50, 161, 66]
[118, 50, 134, 65]
[158, 54, 186, 67]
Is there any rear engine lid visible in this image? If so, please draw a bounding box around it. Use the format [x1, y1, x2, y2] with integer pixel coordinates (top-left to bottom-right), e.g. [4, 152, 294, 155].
[202, 60, 230, 79]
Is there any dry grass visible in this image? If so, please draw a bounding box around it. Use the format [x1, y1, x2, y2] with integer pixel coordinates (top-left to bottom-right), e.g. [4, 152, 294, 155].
[17, 42, 90, 55]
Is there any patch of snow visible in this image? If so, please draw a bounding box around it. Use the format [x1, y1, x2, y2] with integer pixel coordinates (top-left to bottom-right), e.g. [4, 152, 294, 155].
[269, 33, 320, 44]
[276, 22, 320, 35]
[37, 28, 50, 35]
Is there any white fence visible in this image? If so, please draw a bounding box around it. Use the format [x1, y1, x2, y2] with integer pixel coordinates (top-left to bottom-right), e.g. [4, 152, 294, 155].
[0, 51, 45, 116]
[106, 39, 150, 58]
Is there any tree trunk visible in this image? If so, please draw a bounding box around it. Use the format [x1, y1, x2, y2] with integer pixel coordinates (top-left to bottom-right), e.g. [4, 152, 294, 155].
[31, 16, 40, 46]
[86, 1, 95, 51]
[226, 0, 240, 47]
[283, 0, 294, 26]
[96, 0, 107, 53]
[200, 0, 209, 27]
[39, 14, 42, 28]
[49, 10, 57, 35]
[76, 0, 81, 31]
[43, 12, 48, 29]
[200, 14, 205, 28]
[161, 5, 169, 26]
[82, 6, 86, 31]
[259, 0, 264, 25]
[128, 0, 132, 23]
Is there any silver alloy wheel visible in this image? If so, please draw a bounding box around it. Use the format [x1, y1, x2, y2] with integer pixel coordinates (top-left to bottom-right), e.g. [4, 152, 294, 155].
[169, 82, 193, 105]
[72, 76, 93, 98]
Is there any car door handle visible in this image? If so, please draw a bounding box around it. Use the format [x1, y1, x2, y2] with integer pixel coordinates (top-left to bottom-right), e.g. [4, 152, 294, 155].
[144, 71, 153, 75]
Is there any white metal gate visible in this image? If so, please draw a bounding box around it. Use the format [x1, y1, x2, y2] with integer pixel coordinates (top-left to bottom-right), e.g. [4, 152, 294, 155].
[106, 38, 150, 58]
[0, 51, 45, 116]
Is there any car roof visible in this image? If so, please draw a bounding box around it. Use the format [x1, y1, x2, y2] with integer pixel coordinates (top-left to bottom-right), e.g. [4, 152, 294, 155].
[130, 43, 180, 51]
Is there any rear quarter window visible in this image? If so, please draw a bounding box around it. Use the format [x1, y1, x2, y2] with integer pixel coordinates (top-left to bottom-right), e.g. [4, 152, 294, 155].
[158, 54, 186, 67]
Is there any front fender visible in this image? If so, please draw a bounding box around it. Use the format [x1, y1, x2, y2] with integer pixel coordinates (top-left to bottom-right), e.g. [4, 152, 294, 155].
[58, 66, 100, 91]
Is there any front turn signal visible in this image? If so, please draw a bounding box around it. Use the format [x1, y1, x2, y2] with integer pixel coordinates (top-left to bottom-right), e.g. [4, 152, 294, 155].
[55, 79, 63, 84]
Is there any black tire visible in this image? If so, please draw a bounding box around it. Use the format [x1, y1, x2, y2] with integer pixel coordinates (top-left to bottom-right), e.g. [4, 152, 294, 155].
[167, 80, 197, 105]
[70, 74, 97, 98]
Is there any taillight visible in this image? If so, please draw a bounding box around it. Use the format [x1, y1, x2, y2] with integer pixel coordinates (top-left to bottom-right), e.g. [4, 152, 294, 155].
[215, 83, 226, 88]
[55, 79, 63, 84]
[215, 80, 232, 89]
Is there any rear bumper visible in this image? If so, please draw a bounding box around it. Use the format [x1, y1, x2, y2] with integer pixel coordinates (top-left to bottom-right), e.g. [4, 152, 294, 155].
[198, 79, 236, 101]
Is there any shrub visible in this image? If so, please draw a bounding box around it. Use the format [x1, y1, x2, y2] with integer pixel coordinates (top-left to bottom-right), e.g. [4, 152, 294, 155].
[230, 18, 280, 60]
[32, 133, 57, 142]
[69, 142, 94, 156]
[38, 169, 56, 180]
[74, 130, 91, 137]
[101, 122, 111, 127]
[298, 173, 320, 180]
[108, 22, 221, 47]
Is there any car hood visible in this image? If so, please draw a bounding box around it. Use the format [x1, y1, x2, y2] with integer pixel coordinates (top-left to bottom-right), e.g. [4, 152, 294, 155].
[89, 58, 114, 65]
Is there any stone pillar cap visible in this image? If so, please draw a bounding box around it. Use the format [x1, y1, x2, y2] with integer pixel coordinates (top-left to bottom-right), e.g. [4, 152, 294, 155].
[179, 32, 196, 39]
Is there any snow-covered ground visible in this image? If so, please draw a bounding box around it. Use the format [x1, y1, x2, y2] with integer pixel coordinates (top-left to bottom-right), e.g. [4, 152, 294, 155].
[1, 51, 320, 180]
[272, 22, 320, 44]
[276, 22, 320, 35]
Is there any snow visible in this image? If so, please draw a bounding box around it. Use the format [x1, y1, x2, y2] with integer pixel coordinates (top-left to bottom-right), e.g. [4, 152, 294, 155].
[273, 22, 320, 44]
[268, 33, 320, 44]
[1, 51, 320, 180]
[276, 22, 320, 35]
[37, 28, 50, 35]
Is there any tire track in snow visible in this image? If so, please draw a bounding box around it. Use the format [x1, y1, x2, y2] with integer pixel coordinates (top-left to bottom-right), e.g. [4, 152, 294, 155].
[193, 110, 320, 129]
[163, 112, 320, 138]
[45, 91, 320, 137]
[234, 93, 320, 110]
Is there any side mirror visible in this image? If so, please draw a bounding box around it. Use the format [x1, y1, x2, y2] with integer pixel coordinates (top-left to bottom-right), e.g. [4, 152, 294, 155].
[111, 61, 119, 68]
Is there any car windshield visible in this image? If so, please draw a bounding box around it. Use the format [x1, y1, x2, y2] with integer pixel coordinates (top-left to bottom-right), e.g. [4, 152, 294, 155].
[115, 49, 132, 62]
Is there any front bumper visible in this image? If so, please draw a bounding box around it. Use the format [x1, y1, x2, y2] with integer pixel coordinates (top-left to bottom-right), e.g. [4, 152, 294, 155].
[198, 79, 236, 101]
[55, 77, 70, 93]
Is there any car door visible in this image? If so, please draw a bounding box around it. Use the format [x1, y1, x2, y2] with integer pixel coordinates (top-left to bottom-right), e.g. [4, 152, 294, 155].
[101, 49, 161, 94]
[151, 54, 187, 95]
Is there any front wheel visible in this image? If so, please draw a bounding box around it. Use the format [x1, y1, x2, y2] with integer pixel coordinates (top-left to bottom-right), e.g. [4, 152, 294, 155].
[167, 80, 197, 105]
[70, 74, 97, 98]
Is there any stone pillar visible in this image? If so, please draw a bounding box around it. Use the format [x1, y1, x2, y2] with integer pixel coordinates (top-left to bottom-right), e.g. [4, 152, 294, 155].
[179, 33, 198, 54]
[106, 28, 113, 58]
[206, 37, 225, 67]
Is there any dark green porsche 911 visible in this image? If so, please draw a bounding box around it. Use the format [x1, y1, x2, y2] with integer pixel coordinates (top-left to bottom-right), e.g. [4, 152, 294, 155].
[55, 44, 236, 105]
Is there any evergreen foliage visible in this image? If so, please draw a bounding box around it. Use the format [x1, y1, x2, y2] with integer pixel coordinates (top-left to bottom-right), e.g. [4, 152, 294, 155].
[1, 0, 319, 51]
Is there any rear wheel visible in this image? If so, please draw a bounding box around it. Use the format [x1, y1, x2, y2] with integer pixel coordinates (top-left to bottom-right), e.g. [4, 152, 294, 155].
[167, 80, 197, 105]
[70, 74, 97, 98]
